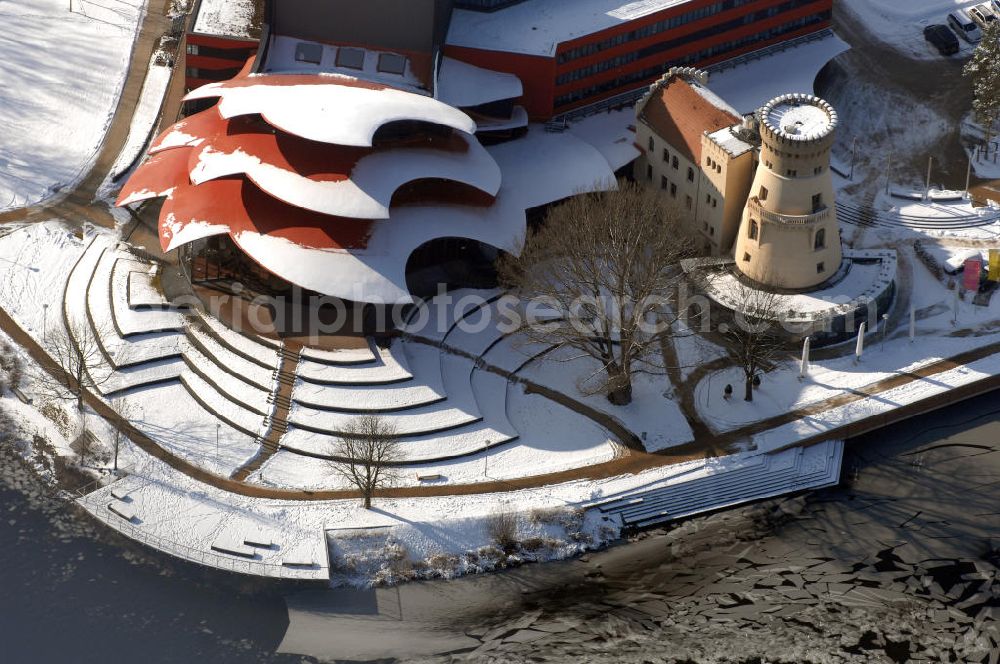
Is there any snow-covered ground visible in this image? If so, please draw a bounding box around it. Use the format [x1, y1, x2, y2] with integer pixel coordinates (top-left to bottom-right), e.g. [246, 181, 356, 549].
[838, 0, 980, 60]
[0, 0, 146, 210]
[518, 346, 694, 452]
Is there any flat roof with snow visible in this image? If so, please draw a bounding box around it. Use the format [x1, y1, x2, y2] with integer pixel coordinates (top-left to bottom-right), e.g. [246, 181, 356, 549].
[192, 0, 263, 40]
[447, 0, 691, 57]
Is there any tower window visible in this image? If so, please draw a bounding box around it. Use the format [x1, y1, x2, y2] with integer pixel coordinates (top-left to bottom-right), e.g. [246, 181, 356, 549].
[661, 175, 668, 190]
[670, 183, 677, 198]
[812, 193, 823, 213]
[749, 219, 759, 240]
[743, 252, 751, 262]
[816, 262, 825, 274]
[814, 228, 826, 250]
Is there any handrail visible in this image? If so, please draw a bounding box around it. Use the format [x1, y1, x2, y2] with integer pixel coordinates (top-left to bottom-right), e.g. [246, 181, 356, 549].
[78, 492, 327, 579]
[747, 197, 830, 225]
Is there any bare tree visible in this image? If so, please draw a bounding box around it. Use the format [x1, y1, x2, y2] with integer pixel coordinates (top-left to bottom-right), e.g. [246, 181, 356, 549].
[721, 276, 785, 402]
[328, 415, 402, 509]
[35, 321, 119, 413]
[498, 180, 697, 405]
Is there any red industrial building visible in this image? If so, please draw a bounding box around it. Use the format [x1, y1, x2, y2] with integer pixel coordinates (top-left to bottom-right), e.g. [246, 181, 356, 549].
[446, 0, 833, 118]
[183, 0, 263, 92]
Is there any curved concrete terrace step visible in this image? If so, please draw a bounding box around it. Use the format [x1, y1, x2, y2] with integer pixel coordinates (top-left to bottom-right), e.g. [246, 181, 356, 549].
[101, 358, 185, 397]
[68, 236, 184, 369]
[183, 344, 272, 416]
[127, 267, 171, 309]
[469, 365, 519, 440]
[279, 420, 518, 464]
[185, 322, 276, 391]
[291, 339, 447, 412]
[400, 288, 503, 342]
[194, 312, 281, 371]
[296, 341, 411, 385]
[94, 248, 183, 337]
[836, 203, 1000, 230]
[179, 370, 267, 439]
[112, 258, 186, 335]
[288, 400, 481, 437]
[298, 342, 376, 365]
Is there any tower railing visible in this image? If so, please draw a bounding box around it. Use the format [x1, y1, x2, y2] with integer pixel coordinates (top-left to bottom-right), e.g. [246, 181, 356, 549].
[747, 197, 831, 226]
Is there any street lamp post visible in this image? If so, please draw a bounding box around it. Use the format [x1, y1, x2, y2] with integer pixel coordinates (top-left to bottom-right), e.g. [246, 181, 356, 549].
[483, 439, 492, 479]
[42, 303, 48, 343]
[216, 423, 221, 464]
[881, 313, 889, 351]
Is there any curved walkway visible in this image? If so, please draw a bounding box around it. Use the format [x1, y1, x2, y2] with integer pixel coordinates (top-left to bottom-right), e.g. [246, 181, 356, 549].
[0, 0, 179, 231]
[5, 292, 1000, 501]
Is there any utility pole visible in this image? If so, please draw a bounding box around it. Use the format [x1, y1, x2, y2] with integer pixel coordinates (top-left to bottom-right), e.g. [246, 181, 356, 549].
[42, 303, 48, 343]
[849, 137, 858, 180]
[885, 151, 893, 195]
[924, 156, 933, 200]
[965, 154, 973, 199]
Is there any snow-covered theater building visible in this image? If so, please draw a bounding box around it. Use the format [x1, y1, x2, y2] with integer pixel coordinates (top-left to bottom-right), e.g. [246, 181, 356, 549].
[118, 0, 834, 331]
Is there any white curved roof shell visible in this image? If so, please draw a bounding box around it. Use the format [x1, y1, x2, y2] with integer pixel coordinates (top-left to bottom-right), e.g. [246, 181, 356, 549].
[184, 79, 478, 146]
[436, 58, 524, 108]
[187, 137, 502, 220]
[227, 127, 619, 303]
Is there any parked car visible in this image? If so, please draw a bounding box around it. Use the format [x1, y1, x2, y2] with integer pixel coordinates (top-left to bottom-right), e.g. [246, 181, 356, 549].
[924, 24, 960, 55]
[969, 4, 998, 30]
[949, 9, 983, 43]
[993, 0, 1000, 14]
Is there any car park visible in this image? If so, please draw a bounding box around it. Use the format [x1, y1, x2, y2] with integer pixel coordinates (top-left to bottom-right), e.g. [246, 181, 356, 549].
[948, 9, 983, 43]
[969, 4, 998, 30]
[924, 23, 961, 55]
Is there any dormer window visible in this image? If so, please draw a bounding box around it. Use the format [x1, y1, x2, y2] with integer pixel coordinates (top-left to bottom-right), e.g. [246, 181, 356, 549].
[336, 47, 365, 70]
[294, 43, 322, 65]
[377, 53, 407, 75]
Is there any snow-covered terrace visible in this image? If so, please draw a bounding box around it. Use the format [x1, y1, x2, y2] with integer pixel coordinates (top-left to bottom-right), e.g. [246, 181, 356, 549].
[447, 0, 691, 57]
[184, 76, 478, 147]
[192, 0, 262, 40]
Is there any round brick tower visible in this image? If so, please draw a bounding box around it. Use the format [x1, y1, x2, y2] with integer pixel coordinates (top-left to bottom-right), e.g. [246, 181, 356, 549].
[734, 94, 841, 290]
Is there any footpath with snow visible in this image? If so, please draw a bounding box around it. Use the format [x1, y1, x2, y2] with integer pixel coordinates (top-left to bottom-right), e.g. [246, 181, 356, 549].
[0, 0, 146, 210]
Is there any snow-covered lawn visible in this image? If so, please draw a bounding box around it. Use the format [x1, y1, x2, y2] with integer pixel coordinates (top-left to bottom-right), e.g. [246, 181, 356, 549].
[838, 0, 979, 60]
[696, 330, 1000, 434]
[517, 345, 694, 452]
[0, 0, 146, 210]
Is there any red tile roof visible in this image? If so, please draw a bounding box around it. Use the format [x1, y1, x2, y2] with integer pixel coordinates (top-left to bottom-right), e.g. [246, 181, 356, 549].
[639, 77, 740, 165]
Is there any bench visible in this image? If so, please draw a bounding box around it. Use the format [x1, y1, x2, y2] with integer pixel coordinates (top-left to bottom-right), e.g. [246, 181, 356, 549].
[107, 501, 137, 523]
[243, 528, 276, 549]
[211, 538, 257, 559]
[416, 473, 444, 482]
[110, 487, 130, 501]
[281, 557, 317, 568]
